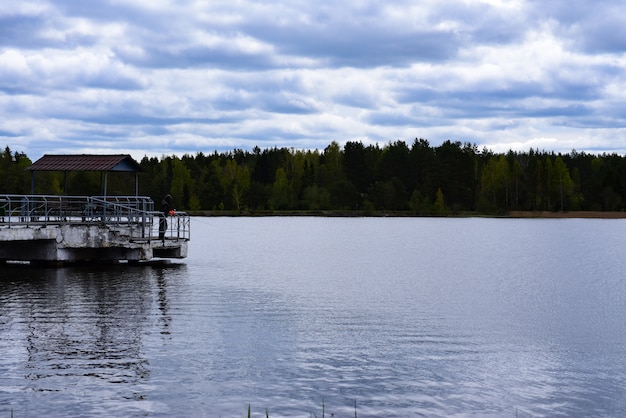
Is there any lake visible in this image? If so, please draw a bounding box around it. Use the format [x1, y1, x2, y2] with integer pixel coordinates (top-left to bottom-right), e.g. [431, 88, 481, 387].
[1, 217, 626, 417]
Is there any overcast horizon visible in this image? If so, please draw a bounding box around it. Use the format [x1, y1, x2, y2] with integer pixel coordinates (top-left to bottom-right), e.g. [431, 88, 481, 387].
[2, 0, 626, 162]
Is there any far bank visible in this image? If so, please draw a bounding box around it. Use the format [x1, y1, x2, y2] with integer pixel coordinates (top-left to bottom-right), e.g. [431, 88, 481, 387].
[187, 210, 626, 219]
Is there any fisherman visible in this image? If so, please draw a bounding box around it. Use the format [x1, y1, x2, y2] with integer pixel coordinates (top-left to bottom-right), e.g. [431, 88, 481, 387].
[159, 194, 173, 241]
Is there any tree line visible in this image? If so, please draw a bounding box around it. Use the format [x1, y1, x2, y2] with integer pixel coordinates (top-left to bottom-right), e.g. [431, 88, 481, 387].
[2, 140, 626, 214]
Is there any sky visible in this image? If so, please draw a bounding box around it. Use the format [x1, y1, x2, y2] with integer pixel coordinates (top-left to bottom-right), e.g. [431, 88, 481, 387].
[1, 0, 626, 162]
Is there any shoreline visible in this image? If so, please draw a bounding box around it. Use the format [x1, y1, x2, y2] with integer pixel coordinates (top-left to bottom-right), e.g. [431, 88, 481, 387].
[507, 210, 626, 219]
[188, 210, 626, 219]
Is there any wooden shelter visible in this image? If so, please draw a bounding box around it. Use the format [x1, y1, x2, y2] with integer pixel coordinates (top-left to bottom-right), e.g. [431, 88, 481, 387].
[28, 154, 143, 196]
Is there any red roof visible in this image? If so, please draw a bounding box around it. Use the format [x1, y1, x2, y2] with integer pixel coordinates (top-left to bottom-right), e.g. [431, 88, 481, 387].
[29, 154, 142, 172]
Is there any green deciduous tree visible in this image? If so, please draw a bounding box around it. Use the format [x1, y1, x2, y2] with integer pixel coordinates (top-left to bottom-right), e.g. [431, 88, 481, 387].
[271, 167, 290, 210]
[170, 157, 194, 209]
[215, 159, 250, 211]
[551, 156, 574, 211]
[435, 187, 445, 214]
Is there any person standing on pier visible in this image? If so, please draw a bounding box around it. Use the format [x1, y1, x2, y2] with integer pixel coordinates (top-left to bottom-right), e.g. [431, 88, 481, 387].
[159, 194, 173, 241]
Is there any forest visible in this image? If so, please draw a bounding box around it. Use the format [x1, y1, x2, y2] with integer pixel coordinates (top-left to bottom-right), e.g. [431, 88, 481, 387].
[2, 139, 626, 215]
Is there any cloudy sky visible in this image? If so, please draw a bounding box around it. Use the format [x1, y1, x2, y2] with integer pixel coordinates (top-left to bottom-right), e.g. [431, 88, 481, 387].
[1, 0, 626, 161]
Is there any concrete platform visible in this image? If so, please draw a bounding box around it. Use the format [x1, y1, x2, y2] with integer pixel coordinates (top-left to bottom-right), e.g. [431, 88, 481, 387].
[0, 195, 190, 264]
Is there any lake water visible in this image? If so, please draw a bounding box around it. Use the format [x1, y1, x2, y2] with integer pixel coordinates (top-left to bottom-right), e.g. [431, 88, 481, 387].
[2, 217, 626, 417]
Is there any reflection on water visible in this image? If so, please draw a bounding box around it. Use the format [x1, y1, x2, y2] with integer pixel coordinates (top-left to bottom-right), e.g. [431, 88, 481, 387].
[0, 263, 183, 417]
[2, 218, 626, 417]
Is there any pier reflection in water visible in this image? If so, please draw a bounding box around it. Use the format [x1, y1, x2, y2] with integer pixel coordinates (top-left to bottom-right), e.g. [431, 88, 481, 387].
[0, 263, 182, 417]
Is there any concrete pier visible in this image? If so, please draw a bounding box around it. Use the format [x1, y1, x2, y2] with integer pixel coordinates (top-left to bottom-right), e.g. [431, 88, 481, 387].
[0, 195, 189, 264]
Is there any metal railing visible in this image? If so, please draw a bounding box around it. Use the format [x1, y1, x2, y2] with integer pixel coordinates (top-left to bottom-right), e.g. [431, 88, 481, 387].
[0, 195, 190, 242]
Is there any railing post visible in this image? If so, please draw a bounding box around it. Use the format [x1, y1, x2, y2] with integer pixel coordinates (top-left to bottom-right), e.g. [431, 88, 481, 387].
[141, 198, 146, 239]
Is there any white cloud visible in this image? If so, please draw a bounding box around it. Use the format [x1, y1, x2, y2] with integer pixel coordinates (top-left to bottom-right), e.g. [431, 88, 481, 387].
[1, 0, 626, 160]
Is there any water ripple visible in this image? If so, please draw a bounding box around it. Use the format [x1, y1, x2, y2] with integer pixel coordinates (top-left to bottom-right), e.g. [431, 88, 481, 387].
[2, 218, 626, 417]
